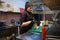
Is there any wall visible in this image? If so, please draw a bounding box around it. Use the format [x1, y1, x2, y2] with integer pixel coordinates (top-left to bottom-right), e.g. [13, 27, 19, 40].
[0, 11, 21, 26]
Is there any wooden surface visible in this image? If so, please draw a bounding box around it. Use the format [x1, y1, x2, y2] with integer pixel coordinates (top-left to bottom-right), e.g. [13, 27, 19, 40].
[42, 0, 60, 10]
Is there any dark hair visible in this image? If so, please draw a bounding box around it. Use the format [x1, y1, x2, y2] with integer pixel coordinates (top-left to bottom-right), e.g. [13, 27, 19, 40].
[25, 2, 33, 11]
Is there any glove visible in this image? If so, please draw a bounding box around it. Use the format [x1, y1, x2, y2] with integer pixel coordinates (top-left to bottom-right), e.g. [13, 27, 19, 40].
[31, 20, 35, 24]
[32, 20, 38, 23]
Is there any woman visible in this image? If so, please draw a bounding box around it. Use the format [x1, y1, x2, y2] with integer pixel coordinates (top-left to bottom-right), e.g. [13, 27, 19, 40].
[20, 2, 34, 34]
[20, 2, 41, 40]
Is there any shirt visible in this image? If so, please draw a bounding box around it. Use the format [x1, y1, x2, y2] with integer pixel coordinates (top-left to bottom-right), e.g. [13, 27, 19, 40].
[20, 11, 34, 34]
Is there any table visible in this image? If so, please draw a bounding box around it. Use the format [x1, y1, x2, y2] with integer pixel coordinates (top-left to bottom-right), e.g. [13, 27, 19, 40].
[16, 26, 49, 40]
[29, 26, 49, 33]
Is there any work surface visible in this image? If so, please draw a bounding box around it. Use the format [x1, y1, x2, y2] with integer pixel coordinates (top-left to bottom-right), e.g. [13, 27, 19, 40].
[29, 26, 49, 33]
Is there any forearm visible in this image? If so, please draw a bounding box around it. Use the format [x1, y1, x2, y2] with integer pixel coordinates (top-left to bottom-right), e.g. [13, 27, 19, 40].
[21, 21, 31, 27]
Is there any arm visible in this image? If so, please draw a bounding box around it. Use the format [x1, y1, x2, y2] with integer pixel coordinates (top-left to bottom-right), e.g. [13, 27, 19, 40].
[21, 21, 31, 27]
[20, 12, 32, 27]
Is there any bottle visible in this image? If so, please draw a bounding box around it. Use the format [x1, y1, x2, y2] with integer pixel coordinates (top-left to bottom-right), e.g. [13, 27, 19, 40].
[6, 36, 10, 40]
[45, 20, 48, 26]
[42, 25, 46, 40]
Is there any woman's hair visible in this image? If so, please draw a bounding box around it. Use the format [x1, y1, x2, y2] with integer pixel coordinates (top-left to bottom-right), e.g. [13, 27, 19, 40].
[25, 2, 33, 11]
